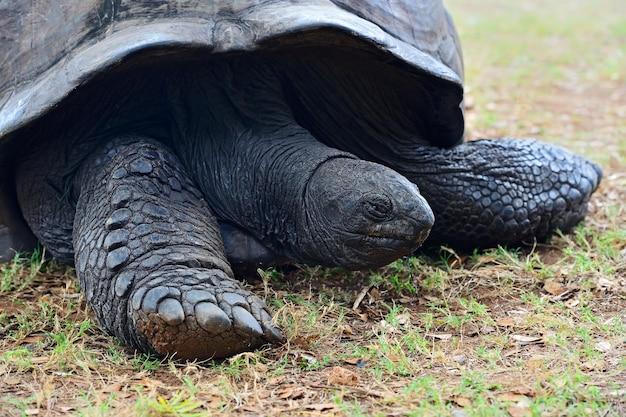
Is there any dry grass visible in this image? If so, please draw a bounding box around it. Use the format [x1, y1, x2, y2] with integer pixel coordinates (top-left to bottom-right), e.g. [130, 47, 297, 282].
[1, 0, 625, 416]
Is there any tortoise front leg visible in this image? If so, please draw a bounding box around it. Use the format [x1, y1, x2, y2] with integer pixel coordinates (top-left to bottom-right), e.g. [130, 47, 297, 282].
[73, 137, 281, 359]
[0, 179, 37, 261]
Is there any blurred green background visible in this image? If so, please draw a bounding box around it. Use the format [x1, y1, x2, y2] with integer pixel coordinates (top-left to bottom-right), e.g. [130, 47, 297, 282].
[447, 0, 626, 167]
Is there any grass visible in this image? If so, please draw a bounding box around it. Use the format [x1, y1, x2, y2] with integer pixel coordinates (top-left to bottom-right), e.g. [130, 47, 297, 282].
[1, 0, 625, 415]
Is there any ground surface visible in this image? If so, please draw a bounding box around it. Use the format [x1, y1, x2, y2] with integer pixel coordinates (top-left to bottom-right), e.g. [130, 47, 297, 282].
[1, 0, 625, 416]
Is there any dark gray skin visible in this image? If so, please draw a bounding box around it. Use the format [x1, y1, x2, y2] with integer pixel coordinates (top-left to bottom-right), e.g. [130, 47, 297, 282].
[274, 47, 602, 249]
[13, 54, 435, 359]
[7, 46, 601, 360]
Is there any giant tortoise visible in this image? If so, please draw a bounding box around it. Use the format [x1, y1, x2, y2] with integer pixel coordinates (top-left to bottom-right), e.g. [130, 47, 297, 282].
[0, 0, 601, 359]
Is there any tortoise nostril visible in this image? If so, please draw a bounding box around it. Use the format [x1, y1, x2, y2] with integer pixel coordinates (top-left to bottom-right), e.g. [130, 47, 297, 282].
[362, 195, 393, 220]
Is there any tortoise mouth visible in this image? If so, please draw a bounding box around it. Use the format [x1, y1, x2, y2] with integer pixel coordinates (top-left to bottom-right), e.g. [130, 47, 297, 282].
[333, 200, 434, 270]
[353, 217, 433, 251]
[338, 227, 431, 270]
[363, 223, 432, 245]
[360, 210, 433, 243]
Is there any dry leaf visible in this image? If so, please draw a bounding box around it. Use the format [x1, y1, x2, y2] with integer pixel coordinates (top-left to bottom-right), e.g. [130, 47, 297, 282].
[295, 352, 317, 365]
[608, 155, 622, 170]
[580, 359, 606, 371]
[267, 375, 284, 385]
[4, 377, 21, 385]
[292, 335, 310, 349]
[452, 354, 467, 365]
[596, 277, 617, 290]
[20, 335, 45, 345]
[475, 254, 497, 265]
[511, 335, 543, 345]
[337, 324, 353, 336]
[502, 348, 520, 358]
[543, 279, 565, 295]
[100, 383, 123, 394]
[357, 313, 369, 322]
[426, 333, 453, 340]
[507, 406, 532, 417]
[379, 320, 397, 333]
[527, 355, 548, 371]
[100, 382, 132, 399]
[453, 396, 472, 407]
[396, 313, 411, 326]
[497, 393, 529, 403]
[595, 340, 612, 352]
[343, 357, 366, 367]
[447, 254, 467, 269]
[352, 283, 374, 310]
[304, 403, 338, 412]
[278, 387, 305, 399]
[133, 378, 163, 389]
[256, 390, 271, 400]
[422, 294, 441, 303]
[509, 385, 534, 397]
[327, 366, 360, 386]
[480, 325, 496, 334]
[497, 317, 516, 326]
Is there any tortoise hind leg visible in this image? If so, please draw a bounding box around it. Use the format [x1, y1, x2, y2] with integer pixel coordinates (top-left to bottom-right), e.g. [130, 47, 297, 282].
[72, 137, 281, 359]
[387, 138, 602, 249]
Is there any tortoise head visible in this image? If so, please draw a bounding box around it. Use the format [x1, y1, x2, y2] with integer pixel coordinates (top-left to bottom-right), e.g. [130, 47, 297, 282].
[300, 157, 434, 270]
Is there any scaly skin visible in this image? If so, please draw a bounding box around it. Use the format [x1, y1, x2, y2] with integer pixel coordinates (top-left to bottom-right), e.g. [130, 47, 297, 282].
[8, 52, 602, 360]
[168, 61, 433, 270]
[387, 139, 603, 249]
[27, 137, 282, 359]
[12, 59, 435, 359]
[270, 51, 602, 249]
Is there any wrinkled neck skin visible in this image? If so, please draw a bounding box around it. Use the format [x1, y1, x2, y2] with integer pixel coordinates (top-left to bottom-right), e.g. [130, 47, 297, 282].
[167, 60, 354, 266]
[167, 58, 432, 269]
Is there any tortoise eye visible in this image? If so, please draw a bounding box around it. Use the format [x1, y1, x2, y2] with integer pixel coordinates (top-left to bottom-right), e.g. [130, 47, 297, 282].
[363, 196, 393, 220]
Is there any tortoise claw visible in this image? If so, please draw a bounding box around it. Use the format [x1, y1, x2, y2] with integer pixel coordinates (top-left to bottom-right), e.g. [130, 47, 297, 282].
[130, 269, 281, 360]
[195, 301, 232, 334]
[232, 305, 264, 337]
[157, 298, 185, 325]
